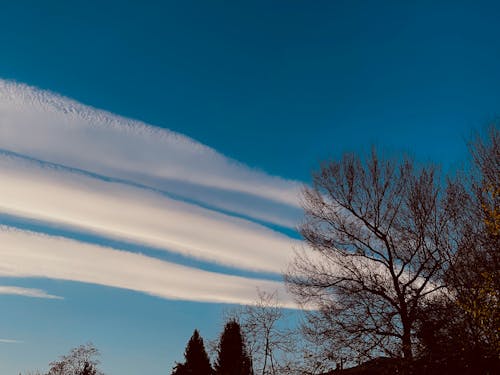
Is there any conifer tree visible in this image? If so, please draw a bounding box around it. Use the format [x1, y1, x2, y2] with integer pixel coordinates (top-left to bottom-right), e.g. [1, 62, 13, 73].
[172, 330, 213, 375]
[214, 320, 253, 375]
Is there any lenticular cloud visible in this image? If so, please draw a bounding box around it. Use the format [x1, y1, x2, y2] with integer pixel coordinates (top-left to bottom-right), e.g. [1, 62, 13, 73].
[0, 226, 296, 307]
[0, 79, 301, 306]
[0, 79, 301, 228]
[0, 152, 297, 274]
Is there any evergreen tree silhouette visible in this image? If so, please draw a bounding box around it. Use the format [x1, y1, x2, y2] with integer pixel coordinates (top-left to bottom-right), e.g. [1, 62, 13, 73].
[172, 329, 213, 375]
[214, 320, 253, 375]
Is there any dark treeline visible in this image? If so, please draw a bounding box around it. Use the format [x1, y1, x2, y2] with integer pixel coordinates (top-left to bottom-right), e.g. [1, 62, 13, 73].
[172, 320, 253, 375]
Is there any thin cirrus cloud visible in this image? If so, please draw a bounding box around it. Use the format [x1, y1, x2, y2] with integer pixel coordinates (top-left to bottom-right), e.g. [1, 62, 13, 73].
[0, 286, 62, 300]
[0, 226, 297, 308]
[0, 339, 23, 344]
[0, 152, 298, 274]
[0, 79, 302, 229]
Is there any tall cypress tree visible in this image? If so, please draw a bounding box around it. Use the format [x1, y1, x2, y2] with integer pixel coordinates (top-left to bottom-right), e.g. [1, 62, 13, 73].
[214, 320, 253, 375]
[172, 329, 213, 375]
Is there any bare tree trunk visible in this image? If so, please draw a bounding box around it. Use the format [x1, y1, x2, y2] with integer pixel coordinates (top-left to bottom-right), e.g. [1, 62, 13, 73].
[261, 336, 269, 375]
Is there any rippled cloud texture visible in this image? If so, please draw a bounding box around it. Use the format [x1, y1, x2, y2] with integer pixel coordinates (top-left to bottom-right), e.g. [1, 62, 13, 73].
[0, 79, 302, 306]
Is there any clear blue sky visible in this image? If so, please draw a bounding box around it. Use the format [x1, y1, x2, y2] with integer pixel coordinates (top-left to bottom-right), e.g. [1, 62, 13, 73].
[0, 1, 499, 374]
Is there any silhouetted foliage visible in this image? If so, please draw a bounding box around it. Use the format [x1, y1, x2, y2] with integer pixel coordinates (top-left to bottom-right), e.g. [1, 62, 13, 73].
[414, 126, 500, 374]
[47, 343, 103, 375]
[456, 125, 499, 355]
[214, 320, 253, 375]
[81, 362, 97, 375]
[172, 330, 213, 375]
[322, 357, 404, 375]
[413, 296, 496, 374]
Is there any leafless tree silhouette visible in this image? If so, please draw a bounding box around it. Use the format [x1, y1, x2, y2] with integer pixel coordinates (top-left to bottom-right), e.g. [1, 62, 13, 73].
[47, 343, 103, 375]
[235, 290, 301, 375]
[286, 150, 457, 366]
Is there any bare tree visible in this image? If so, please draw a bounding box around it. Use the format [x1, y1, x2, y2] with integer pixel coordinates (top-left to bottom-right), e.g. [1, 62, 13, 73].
[443, 126, 500, 359]
[469, 125, 499, 269]
[286, 150, 455, 365]
[47, 343, 103, 375]
[409, 126, 500, 374]
[466, 125, 499, 356]
[234, 290, 301, 375]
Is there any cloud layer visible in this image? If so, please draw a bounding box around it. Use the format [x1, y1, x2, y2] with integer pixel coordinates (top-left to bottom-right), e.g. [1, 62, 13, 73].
[0, 79, 303, 307]
[0, 79, 302, 228]
[0, 153, 298, 273]
[0, 226, 296, 307]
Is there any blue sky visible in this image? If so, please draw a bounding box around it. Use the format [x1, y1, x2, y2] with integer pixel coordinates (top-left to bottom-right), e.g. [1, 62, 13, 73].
[0, 1, 499, 374]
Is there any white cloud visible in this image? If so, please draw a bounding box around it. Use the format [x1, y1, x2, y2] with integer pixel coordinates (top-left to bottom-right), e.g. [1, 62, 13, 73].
[0, 286, 62, 299]
[0, 226, 297, 308]
[0, 79, 302, 228]
[0, 153, 298, 274]
[0, 338, 23, 344]
[0, 79, 308, 307]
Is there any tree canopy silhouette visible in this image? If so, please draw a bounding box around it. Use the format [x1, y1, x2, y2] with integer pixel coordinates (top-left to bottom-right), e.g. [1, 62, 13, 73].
[172, 330, 213, 375]
[415, 126, 499, 374]
[286, 150, 457, 365]
[47, 343, 103, 375]
[286, 126, 499, 373]
[81, 362, 97, 375]
[214, 320, 253, 375]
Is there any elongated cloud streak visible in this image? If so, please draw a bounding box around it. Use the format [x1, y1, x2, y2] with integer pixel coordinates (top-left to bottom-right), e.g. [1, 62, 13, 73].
[0, 339, 22, 344]
[0, 153, 297, 274]
[0, 286, 62, 299]
[0, 79, 302, 228]
[0, 226, 296, 307]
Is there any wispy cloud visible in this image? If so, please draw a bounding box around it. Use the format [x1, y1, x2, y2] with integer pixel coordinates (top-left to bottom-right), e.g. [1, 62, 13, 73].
[0, 226, 297, 308]
[0, 338, 23, 344]
[0, 153, 298, 274]
[0, 286, 62, 299]
[0, 79, 302, 228]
